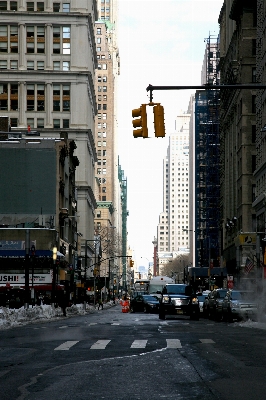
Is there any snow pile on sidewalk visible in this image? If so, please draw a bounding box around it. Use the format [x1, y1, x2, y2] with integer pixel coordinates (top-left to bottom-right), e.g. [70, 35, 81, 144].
[0, 301, 115, 330]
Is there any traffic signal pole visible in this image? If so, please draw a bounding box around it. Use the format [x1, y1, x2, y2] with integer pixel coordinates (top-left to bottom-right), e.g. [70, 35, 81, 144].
[146, 83, 266, 102]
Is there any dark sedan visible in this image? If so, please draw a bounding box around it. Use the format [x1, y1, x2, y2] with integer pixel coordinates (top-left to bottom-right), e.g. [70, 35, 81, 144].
[130, 294, 160, 313]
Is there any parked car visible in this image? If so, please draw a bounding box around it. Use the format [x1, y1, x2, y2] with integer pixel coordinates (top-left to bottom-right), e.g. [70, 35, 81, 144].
[130, 294, 160, 313]
[159, 284, 200, 320]
[221, 290, 258, 322]
[203, 288, 228, 320]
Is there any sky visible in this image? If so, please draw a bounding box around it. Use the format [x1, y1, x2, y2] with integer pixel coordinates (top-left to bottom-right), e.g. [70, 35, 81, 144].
[117, 0, 223, 271]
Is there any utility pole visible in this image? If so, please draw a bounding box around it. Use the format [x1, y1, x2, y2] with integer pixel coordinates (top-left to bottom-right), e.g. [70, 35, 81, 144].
[24, 229, 30, 309]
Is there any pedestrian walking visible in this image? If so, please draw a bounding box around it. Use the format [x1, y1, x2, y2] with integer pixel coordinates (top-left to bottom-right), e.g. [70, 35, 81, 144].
[98, 298, 103, 310]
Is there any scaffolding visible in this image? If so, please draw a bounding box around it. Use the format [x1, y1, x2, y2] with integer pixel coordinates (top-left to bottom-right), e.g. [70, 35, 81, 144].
[195, 35, 220, 269]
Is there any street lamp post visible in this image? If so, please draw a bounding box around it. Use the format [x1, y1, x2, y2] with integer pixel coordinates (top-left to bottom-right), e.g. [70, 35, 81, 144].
[52, 246, 57, 307]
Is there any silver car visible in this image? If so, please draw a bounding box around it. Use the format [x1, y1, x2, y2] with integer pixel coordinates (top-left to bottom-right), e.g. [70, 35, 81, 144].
[222, 290, 258, 322]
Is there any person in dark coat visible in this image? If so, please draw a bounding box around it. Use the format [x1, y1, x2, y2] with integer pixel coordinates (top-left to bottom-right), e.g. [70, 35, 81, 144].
[60, 291, 68, 316]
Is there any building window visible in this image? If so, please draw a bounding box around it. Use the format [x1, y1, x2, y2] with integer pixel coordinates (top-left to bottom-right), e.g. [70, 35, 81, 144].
[53, 3, 60, 12]
[63, 3, 70, 12]
[53, 61, 60, 70]
[63, 61, 70, 70]
[63, 84, 70, 111]
[252, 95, 256, 113]
[10, 117, 17, 127]
[0, 26, 8, 53]
[97, 28, 101, 34]
[252, 67, 256, 83]
[63, 26, 70, 54]
[0, 60, 7, 69]
[53, 84, 60, 111]
[37, 118, 44, 128]
[10, 83, 18, 110]
[37, 84, 45, 111]
[27, 84, 34, 110]
[27, 2, 34, 11]
[53, 119, 60, 128]
[252, 155, 256, 172]
[0, 2, 7, 10]
[252, 125, 256, 143]
[37, 2, 44, 11]
[10, 26, 18, 53]
[63, 119, 69, 128]
[27, 60, 34, 70]
[10, 2, 17, 11]
[53, 27, 60, 53]
[10, 60, 18, 69]
[102, 63, 107, 70]
[27, 118, 34, 128]
[37, 61, 44, 70]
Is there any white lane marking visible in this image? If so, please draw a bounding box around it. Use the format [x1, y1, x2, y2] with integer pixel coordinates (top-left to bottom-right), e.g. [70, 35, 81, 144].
[200, 339, 215, 344]
[90, 340, 111, 349]
[130, 340, 147, 348]
[54, 341, 79, 351]
[166, 339, 182, 349]
[58, 326, 68, 329]
[111, 323, 120, 325]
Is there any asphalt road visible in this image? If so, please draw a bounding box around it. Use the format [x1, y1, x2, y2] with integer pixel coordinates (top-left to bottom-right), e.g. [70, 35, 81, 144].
[1, 305, 266, 400]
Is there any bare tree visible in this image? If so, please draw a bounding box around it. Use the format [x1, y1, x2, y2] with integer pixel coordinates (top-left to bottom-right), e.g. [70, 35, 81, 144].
[161, 254, 190, 282]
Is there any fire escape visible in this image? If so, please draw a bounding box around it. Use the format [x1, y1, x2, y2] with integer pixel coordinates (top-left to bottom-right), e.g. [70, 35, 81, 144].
[195, 35, 220, 269]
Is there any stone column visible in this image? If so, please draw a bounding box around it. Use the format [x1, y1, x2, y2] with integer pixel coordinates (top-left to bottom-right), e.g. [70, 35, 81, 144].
[18, 23, 26, 70]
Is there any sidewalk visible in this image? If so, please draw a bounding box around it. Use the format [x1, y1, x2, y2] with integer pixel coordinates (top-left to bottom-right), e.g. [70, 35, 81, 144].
[0, 300, 117, 330]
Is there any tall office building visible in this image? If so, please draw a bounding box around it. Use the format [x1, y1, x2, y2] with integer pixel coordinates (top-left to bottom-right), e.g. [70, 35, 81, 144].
[94, 6, 120, 230]
[93, 0, 122, 282]
[156, 110, 191, 274]
[0, 1, 98, 261]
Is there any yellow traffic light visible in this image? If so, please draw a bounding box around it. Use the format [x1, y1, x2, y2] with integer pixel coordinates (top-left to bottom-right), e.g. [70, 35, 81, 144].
[153, 104, 165, 137]
[132, 104, 148, 138]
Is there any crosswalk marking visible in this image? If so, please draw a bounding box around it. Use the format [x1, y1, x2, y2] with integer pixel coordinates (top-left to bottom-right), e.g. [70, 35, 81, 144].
[131, 340, 147, 348]
[90, 340, 111, 349]
[200, 339, 215, 344]
[166, 339, 182, 349]
[53, 338, 216, 351]
[54, 341, 79, 351]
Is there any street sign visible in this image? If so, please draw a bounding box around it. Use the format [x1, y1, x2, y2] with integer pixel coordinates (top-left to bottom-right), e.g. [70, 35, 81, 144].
[234, 234, 256, 246]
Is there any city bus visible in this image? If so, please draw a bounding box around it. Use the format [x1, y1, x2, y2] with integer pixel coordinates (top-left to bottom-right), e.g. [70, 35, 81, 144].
[148, 276, 175, 298]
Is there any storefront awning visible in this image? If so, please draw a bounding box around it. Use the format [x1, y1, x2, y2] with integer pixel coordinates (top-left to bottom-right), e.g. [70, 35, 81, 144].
[0, 250, 53, 258]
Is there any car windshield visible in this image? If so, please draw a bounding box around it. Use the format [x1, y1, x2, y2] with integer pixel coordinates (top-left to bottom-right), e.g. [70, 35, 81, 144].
[197, 295, 207, 302]
[218, 290, 227, 298]
[165, 284, 188, 294]
[231, 291, 253, 301]
[230, 292, 242, 300]
[142, 295, 158, 302]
